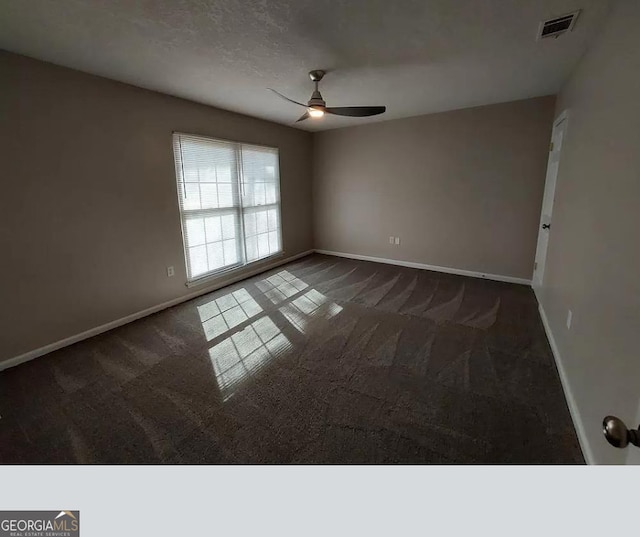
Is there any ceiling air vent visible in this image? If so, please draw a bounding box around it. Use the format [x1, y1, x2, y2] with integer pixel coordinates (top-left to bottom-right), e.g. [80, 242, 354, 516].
[537, 10, 580, 39]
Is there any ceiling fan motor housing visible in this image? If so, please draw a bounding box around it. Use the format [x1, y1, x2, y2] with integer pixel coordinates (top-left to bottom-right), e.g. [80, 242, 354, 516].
[308, 89, 326, 108]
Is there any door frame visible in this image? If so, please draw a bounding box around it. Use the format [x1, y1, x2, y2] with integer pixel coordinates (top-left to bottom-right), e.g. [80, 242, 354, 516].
[532, 109, 570, 289]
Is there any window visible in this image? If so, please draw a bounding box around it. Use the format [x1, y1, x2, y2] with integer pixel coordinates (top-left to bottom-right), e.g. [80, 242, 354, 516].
[173, 133, 282, 283]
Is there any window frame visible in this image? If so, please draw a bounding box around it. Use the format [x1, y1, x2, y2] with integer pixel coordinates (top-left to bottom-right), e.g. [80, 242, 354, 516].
[172, 132, 284, 287]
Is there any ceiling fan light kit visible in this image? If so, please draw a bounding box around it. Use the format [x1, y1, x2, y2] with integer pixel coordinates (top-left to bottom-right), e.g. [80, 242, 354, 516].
[269, 70, 386, 124]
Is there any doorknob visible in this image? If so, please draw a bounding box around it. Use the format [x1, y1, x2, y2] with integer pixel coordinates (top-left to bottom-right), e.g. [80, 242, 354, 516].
[602, 415, 640, 448]
[542, 223, 551, 230]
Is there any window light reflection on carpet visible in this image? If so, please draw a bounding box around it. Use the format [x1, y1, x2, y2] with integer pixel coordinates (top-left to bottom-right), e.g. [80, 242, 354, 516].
[198, 288, 263, 341]
[208, 316, 291, 401]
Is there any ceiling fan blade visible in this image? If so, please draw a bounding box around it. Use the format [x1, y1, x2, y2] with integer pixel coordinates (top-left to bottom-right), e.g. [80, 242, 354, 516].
[325, 106, 386, 117]
[295, 111, 310, 123]
[268, 88, 307, 108]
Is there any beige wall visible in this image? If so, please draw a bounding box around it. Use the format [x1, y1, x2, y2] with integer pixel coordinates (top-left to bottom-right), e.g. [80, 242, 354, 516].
[312, 96, 556, 280]
[538, 0, 640, 465]
[0, 51, 313, 363]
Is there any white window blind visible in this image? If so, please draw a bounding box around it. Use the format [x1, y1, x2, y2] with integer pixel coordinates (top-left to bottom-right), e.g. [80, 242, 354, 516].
[173, 133, 282, 283]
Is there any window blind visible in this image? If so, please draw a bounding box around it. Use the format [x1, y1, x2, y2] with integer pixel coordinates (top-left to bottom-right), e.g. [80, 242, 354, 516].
[173, 133, 282, 283]
[240, 145, 282, 263]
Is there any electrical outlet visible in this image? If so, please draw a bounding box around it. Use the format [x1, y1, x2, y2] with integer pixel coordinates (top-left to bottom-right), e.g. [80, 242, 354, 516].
[566, 309, 572, 329]
[167, 266, 175, 277]
[389, 236, 395, 244]
[394, 237, 400, 245]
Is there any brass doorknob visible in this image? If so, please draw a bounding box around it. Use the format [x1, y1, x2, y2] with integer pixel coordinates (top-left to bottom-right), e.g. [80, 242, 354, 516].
[602, 415, 640, 449]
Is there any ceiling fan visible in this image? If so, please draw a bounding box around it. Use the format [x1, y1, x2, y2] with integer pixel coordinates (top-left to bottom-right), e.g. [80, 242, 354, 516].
[269, 70, 386, 123]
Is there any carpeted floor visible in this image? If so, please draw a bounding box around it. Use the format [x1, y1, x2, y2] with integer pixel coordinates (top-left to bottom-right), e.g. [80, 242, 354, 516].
[0, 254, 583, 464]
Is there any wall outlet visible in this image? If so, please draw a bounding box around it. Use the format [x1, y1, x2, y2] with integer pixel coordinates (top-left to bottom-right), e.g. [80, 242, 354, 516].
[167, 266, 175, 277]
[389, 236, 395, 244]
[394, 237, 401, 245]
[566, 309, 572, 329]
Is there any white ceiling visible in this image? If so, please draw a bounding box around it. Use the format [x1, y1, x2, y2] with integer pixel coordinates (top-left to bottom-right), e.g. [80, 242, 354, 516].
[0, 0, 613, 131]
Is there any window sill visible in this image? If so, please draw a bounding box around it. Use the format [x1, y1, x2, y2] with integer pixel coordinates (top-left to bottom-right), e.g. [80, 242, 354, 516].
[184, 251, 285, 289]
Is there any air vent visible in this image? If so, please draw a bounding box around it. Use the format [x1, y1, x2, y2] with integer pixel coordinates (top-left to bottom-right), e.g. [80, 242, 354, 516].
[537, 10, 580, 39]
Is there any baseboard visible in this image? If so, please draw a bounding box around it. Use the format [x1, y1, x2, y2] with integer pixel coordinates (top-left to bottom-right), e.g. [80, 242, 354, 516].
[314, 249, 531, 285]
[0, 249, 314, 372]
[534, 290, 594, 465]
[2, 247, 592, 464]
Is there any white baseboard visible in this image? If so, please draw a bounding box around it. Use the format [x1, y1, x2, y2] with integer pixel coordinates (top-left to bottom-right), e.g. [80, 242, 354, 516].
[0, 249, 314, 372]
[314, 249, 531, 285]
[3, 246, 591, 465]
[534, 290, 594, 465]
[0, 248, 531, 371]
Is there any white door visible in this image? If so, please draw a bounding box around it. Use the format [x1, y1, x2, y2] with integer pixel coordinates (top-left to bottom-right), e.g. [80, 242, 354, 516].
[532, 110, 569, 289]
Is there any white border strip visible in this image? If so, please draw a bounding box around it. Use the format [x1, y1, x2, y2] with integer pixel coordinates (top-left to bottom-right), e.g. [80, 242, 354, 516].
[535, 293, 594, 464]
[0, 249, 314, 372]
[315, 249, 531, 285]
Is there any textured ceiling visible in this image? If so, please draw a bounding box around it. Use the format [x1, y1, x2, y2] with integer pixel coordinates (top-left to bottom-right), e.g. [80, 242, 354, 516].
[0, 0, 613, 131]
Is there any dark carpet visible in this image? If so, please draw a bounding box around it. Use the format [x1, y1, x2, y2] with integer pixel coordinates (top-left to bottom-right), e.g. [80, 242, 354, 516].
[0, 254, 583, 464]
